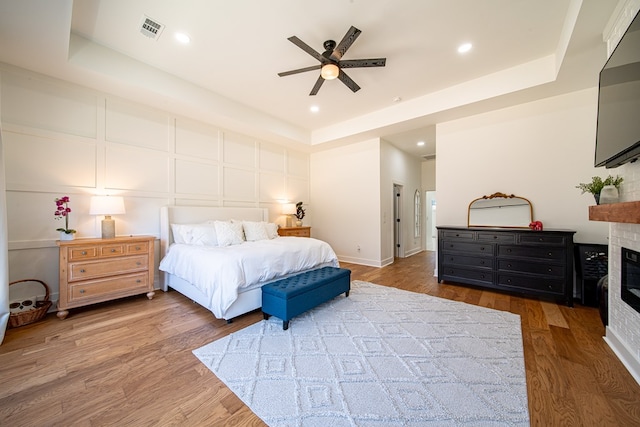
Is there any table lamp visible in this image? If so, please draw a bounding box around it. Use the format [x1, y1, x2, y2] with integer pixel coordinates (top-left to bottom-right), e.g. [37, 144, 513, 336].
[282, 203, 296, 227]
[89, 196, 126, 239]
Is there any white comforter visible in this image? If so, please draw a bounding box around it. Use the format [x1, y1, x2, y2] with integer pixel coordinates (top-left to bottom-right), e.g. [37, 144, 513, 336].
[159, 237, 339, 318]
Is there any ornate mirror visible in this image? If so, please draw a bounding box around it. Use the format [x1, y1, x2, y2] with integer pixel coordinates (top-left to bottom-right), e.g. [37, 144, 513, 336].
[414, 190, 421, 238]
[468, 192, 533, 228]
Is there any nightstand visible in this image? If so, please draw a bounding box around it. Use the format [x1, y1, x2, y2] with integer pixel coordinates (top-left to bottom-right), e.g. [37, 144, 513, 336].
[278, 226, 311, 237]
[56, 235, 155, 319]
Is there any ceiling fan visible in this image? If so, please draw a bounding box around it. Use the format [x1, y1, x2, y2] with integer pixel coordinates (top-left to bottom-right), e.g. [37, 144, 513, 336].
[278, 26, 386, 96]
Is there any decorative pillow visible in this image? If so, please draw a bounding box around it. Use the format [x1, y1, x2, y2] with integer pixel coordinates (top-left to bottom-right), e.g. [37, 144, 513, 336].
[265, 222, 279, 239]
[171, 223, 218, 246]
[242, 221, 270, 242]
[214, 220, 245, 246]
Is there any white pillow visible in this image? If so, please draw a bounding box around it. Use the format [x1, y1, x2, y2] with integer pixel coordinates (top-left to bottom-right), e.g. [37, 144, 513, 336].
[214, 220, 245, 246]
[171, 223, 218, 246]
[266, 222, 278, 239]
[242, 221, 270, 241]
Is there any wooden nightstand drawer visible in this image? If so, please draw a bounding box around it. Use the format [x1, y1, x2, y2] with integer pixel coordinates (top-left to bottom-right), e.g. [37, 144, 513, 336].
[126, 241, 149, 254]
[278, 226, 311, 237]
[69, 246, 99, 261]
[100, 244, 126, 257]
[68, 273, 150, 306]
[68, 255, 149, 282]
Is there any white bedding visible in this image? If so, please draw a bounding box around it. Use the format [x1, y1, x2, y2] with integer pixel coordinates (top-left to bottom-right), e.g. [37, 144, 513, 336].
[159, 237, 339, 318]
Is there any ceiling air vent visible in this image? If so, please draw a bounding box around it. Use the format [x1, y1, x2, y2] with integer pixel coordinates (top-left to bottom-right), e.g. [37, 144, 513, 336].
[139, 15, 164, 40]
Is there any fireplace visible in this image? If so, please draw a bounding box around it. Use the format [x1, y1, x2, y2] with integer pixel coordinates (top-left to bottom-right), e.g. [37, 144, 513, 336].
[622, 247, 640, 314]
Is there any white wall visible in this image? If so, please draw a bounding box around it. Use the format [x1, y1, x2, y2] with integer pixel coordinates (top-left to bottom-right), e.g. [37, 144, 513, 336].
[436, 88, 609, 244]
[310, 139, 382, 266]
[1, 65, 310, 304]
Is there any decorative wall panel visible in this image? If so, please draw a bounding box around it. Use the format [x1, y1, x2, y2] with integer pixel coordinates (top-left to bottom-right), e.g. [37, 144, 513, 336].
[175, 118, 219, 160]
[222, 132, 255, 168]
[223, 167, 256, 200]
[259, 143, 286, 173]
[105, 99, 168, 150]
[105, 145, 168, 192]
[175, 159, 219, 196]
[0, 73, 97, 138]
[4, 132, 96, 188]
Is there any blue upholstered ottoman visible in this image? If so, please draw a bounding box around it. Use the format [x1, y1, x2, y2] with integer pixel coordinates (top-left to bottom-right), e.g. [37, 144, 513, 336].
[262, 266, 351, 330]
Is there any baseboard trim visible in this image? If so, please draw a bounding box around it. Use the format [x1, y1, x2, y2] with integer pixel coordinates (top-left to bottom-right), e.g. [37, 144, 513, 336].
[604, 326, 640, 386]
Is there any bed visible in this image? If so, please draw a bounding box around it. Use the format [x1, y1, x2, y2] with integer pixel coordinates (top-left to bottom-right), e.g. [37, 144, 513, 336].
[159, 206, 339, 321]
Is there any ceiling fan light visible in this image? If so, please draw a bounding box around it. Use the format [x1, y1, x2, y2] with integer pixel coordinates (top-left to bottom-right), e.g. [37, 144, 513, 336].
[321, 63, 340, 80]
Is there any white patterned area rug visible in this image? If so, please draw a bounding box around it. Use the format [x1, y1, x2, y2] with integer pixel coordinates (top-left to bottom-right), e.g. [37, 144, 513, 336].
[193, 281, 529, 426]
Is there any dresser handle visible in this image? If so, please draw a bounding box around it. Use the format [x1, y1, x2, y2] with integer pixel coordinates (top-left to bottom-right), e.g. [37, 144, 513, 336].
[480, 247, 485, 251]
[136, 246, 141, 250]
[507, 279, 512, 284]
[539, 238, 544, 242]
[79, 289, 85, 294]
[136, 262, 141, 266]
[493, 236, 498, 239]
[507, 263, 512, 268]
[548, 252, 553, 257]
[136, 279, 141, 283]
[111, 249, 116, 253]
[80, 269, 86, 273]
[81, 251, 87, 255]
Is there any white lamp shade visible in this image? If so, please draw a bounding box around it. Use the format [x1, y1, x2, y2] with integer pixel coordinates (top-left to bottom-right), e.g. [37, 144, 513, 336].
[89, 196, 126, 215]
[282, 203, 296, 215]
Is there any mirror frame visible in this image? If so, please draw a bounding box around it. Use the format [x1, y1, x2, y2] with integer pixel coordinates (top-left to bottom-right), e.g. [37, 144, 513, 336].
[467, 192, 533, 228]
[414, 189, 421, 238]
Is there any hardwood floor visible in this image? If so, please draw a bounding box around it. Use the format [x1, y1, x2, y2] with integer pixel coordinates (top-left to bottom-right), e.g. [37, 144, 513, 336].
[1, 251, 639, 426]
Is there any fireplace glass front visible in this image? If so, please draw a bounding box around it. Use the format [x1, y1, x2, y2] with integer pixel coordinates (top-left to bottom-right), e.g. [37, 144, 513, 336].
[622, 247, 640, 314]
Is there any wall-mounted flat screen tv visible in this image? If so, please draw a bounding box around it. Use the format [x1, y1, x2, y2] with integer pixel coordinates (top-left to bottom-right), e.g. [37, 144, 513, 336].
[594, 10, 640, 168]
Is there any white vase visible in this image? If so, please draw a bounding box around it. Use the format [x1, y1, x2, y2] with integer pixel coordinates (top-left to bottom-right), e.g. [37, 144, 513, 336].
[599, 185, 619, 204]
[59, 231, 75, 241]
[295, 220, 303, 227]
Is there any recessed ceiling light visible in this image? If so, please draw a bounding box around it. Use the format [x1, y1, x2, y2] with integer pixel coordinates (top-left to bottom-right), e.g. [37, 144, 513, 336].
[417, 141, 425, 146]
[458, 43, 472, 54]
[310, 105, 319, 113]
[175, 32, 191, 44]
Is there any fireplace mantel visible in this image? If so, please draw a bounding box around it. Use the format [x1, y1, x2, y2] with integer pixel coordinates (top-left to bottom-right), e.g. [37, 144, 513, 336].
[589, 200, 640, 224]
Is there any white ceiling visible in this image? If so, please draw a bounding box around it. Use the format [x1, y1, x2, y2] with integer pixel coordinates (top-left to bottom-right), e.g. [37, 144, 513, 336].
[0, 0, 619, 158]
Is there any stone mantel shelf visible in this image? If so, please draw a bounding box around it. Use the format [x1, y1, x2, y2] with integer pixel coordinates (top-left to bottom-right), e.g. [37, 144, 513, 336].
[589, 200, 640, 224]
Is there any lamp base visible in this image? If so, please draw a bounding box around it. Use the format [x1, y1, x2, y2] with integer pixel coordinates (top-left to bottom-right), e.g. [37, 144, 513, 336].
[101, 216, 116, 239]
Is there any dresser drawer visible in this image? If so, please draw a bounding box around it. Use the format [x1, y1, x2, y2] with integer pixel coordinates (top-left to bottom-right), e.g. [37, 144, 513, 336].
[441, 241, 494, 255]
[477, 232, 516, 243]
[497, 274, 565, 295]
[68, 246, 99, 261]
[68, 255, 149, 282]
[126, 241, 150, 254]
[67, 273, 150, 306]
[497, 259, 564, 278]
[518, 234, 566, 246]
[441, 266, 493, 285]
[440, 230, 475, 240]
[442, 254, 492, 269]
[498, 245, 565, 261]
[100, 244, 126, 257]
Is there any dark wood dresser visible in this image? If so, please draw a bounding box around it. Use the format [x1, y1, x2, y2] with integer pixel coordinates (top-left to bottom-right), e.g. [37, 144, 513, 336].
[437, 226, 576, 306]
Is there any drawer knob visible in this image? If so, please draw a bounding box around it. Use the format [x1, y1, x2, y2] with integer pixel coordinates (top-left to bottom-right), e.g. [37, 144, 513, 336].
[135, 246, 141, 250]
[507, 279, 512, 284]
[507, 263, 512, 268]
[493, 236, 498, 239]
[136, 262, 141, 266]
[480, 247, 485, 251]
[80, 269, 86, 273]
[111, 249, 116, 253]
[79, 289, 85, 294]
[480, 261, 485, 265]
[539, 238, 544, 241]
[136, 279, 141, 283]
[548, 252, 553, 257]
[81, 251, 87, 255]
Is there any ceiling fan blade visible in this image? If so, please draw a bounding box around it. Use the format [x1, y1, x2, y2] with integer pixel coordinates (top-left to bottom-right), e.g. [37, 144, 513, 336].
[278, 65, 322, 77]
[288, 36, 323, 62]
[309, 75, 325, 96]
[338, 70, 361, 93]
[330, 26, 361, 61]
[339, 58, 386, 68]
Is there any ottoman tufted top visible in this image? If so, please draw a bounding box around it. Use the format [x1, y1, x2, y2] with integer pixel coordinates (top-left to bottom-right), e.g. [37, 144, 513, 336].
[262, 267, 351, 298]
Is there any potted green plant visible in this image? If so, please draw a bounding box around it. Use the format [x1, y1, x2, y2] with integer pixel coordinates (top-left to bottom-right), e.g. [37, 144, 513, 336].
[295, 201, 306, 226]
[576, 175, 623, 204]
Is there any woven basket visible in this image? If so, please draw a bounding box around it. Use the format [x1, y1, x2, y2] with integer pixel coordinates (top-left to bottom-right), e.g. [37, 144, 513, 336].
[9, 279, 52, 328]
